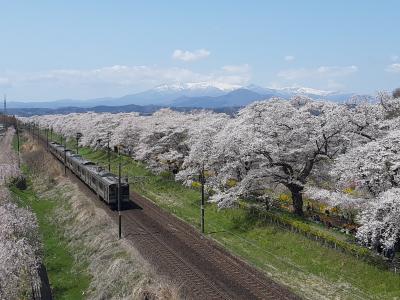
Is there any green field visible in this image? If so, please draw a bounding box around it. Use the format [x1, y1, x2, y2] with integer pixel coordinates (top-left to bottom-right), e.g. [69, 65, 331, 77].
[70, 144, 399, 299]
[32, 131, 399, 298]
[11, 181, 90, 300]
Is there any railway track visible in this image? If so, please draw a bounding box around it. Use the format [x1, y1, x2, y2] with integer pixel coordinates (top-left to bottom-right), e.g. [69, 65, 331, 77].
[122, 213, 231, 299]
[123, 191, 298, 300]
[31, 131, 299, 299]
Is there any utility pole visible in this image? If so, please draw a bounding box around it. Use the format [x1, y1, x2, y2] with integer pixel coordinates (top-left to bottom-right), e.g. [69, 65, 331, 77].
[3, 94, 6, 129]
[76, 132, 82, 154]
[200, 164, 205, 234]
[107, 131, 111, 172]
[50, 127, 53, 142]
[46, 128, 49, 149]
[63, 136, 67, 175]
[117, 146, 122, 239]
[16, 119, 20, 168]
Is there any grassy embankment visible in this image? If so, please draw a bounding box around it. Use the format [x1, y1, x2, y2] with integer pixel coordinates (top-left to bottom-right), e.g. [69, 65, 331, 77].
[11, 176, 90, 300]
[11, 134, 90, 299]
[11, 134, 179, 300]
[48, 134, 400, 299]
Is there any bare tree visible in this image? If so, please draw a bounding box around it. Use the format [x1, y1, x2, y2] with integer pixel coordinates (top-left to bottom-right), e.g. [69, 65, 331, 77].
[393, 88, 400, 99]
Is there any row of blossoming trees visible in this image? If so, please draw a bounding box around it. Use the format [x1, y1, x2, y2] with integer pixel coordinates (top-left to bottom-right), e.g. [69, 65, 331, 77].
[0, 129, 41, 299]
[22, 91, 400, 255]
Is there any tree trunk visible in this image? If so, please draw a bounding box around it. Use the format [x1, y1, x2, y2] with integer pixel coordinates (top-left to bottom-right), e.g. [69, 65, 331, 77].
[288, 185, 304, 216]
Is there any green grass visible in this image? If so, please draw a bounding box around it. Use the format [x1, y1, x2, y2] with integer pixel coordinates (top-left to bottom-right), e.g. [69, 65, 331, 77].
[10, 184, 90, 300]
[46, 134, 400, 298]
[12, 131, 28, 155]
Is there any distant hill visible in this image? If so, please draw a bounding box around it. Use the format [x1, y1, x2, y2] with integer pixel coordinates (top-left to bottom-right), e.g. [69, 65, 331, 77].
[7, 83, 371, 111]
[8, 82, 237, 109]
[8, 104, 162, 117]
[7, 103, 242, 117]
[172, 89, 269, 108]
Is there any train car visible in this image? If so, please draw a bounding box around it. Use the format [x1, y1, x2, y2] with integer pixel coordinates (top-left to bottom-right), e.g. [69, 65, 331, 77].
[47, 141, 129, 208]
[48, 142, 59, 156]
[84, 164, 130, 205]
[49, 142, 71, 162]
[66, 153, 95, 182]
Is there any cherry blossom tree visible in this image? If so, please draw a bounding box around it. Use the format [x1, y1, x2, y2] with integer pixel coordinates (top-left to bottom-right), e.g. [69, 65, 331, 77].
[206, 98, 355, 215]
[0, 129, 41, 299]
[25, 109, 230, 175]
[332, 130, 400, 197]
[330, 92, 400, 253]
[303, 186, 367, 210]
[356, 188, 400, 254]
[0, 199, 41, 299]
[20, 95, 400, 254]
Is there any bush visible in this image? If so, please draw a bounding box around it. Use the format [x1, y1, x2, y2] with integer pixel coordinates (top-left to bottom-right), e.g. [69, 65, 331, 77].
[8, 175, 27, 190]
[191, 181, 202, 189]
[226, 178, 238, 188]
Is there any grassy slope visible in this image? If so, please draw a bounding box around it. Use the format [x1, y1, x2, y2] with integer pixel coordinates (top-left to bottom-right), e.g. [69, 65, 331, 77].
[71, 146, 400, 299]
[12, 132, 21, 152]
[11, 183, 90, 300]
[40, 128, 399, 298]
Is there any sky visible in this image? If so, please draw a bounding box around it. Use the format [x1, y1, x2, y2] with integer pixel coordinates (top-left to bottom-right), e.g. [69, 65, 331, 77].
[0, 0, 399, 101]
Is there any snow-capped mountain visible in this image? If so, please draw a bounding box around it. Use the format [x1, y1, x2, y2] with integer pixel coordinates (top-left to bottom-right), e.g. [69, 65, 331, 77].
[8, 82, 369, 110]
[245, 85, 289, 97]
[170, 84, 367, 107]
[108, 82, 242, 106]
[279, 86, 334, 97]
[153, 82, 240, 93]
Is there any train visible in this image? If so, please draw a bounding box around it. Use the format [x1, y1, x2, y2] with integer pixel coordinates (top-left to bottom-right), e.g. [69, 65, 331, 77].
[48, 141, 130, 207]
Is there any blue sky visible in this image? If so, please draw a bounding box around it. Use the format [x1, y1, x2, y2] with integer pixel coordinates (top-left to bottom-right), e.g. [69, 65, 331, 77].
[0, 1, 399, 101]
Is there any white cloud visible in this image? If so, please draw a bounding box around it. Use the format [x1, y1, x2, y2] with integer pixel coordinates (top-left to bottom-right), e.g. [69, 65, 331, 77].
[172, 49, 210, 62]
[284, 55, 295, 62]
[278, 65, 358, 80]
[21, 65, 204, 87]
[386, 63, 400, 73]
[221, 64, 250, 73]
[326, 79, 345, 90]
[23, 64, 251, 87]
[0, 77, 11, 88]
[1, 64, 251, 100]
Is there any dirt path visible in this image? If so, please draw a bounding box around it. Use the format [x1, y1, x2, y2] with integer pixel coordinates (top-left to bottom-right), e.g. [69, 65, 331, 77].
[35, 133, 299, 300]
[0, 128, 19, 183]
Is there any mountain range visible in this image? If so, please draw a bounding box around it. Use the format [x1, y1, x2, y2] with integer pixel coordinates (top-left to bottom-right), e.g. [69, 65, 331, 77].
[7, 83, 372, 111]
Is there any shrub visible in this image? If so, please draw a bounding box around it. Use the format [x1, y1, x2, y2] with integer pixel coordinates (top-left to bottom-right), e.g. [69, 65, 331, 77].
[226, 178, 238, 188]
[191, 181, 202, 189]
[8, 175, 27, 190]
